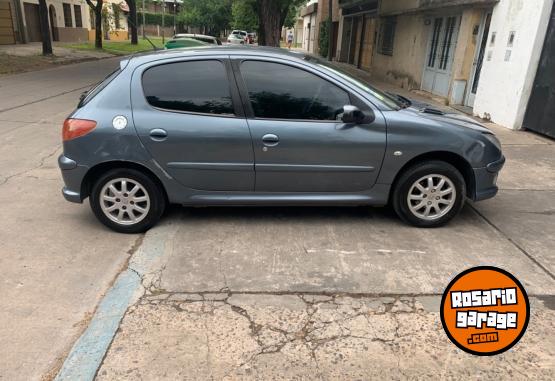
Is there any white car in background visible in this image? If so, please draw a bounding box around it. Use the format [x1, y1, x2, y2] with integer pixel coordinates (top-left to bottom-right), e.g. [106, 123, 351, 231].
[227, 30, 247, 45]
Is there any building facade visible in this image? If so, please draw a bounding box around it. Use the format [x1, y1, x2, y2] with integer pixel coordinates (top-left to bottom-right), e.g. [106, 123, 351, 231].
[0, 0, 129, 44]
[300, 1, 318, 53]
[310, 0, 554, 132]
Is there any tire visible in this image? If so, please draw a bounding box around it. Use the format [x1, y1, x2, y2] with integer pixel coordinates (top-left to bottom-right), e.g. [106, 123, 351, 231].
[90, 168, 166, 234]
[392, 161, 466, 228]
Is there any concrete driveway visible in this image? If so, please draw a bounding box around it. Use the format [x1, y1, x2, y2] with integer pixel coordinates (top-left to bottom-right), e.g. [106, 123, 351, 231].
[0, 58, 554, 380]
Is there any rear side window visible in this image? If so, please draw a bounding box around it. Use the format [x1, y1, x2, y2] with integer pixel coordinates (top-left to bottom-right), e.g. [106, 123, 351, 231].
[142, 60, 234, 115]
[241, 61, 350, 120]
[78, 68, 121, 108]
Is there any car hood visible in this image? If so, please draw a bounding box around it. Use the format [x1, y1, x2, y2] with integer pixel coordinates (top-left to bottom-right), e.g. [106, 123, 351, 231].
[392, 95, 492, 134]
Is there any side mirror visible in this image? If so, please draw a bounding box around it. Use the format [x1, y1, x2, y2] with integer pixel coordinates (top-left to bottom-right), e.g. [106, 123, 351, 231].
[341, 105, 375, 124]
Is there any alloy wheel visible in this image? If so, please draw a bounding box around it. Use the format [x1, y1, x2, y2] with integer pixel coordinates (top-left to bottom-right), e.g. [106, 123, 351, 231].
[99, 178, 150, 225]
[407, 174, 456, 221]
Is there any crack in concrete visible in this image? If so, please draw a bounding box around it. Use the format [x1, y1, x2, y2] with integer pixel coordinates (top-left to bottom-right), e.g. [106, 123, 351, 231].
[469, 204, 555, 280]
[0, 144, 62, 187]
[138, 291, 431, 378]
[0, 85, 93, 114]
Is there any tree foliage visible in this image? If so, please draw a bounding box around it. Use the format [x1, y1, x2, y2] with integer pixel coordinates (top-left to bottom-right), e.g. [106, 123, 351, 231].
[318, 19, 329, 57]
[179, 0, 232, 36]
[231, 0, 258, 32]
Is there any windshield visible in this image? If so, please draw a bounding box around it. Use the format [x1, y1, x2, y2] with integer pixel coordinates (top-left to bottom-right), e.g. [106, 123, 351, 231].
[304, 56, 402, 110]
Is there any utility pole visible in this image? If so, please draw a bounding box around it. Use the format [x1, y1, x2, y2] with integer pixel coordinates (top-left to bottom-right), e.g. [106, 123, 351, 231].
[173, 0, 176, 35]
[327, 0, 332, 61]
[142, 0, 146, 38]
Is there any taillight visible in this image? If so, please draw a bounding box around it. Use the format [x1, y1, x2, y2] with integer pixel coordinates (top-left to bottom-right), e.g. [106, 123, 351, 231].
[62, 118, 97, 141]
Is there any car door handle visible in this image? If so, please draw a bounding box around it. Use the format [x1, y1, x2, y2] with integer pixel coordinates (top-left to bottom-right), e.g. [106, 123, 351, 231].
[262, 133, 279, 147]
[149, 128, 168, 141]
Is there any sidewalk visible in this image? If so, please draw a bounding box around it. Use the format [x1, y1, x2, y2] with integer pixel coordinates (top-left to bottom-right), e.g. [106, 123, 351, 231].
[0, 42, 113, 76]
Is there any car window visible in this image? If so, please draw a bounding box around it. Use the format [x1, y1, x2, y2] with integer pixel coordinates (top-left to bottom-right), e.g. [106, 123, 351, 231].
[303, 55, 401, 110]
[78, 68, 121, 107]
[142, 60, 234, 115]
[241, 61, 350, 121]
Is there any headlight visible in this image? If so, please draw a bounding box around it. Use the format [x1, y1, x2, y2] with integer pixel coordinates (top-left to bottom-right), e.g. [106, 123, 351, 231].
[482, 133, 501, 150]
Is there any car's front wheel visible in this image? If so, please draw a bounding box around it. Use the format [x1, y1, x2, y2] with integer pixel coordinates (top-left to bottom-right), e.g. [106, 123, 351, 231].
[90, 168, 165, 234]
[392, 161, 466, 227]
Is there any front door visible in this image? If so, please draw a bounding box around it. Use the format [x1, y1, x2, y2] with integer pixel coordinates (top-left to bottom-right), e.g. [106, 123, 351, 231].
[236, 59, 386, 193]
[131, 58, 255, 191]
[465, 12, 492, 107]
[422, 15, 461, 97]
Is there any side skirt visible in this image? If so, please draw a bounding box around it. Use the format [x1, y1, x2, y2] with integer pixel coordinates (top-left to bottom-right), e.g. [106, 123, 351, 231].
[178, 184, 392, 207]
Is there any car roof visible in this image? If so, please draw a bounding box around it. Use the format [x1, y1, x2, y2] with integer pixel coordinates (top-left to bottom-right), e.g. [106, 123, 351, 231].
[126, 46, 309, 67]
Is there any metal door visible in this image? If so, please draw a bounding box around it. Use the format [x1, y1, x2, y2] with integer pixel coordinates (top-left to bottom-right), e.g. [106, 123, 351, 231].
[23, 3, 41, 42]
[0, 2, 16, 44]
[422, 15, 461, 97]
[523, 5, 555, 138]
[465, 12, 492, 107]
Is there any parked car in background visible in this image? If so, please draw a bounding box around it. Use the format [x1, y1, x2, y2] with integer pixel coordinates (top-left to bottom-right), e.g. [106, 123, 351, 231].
[247, 32, 256, 44]
[173, 33, 222, 45]
[227, 30, 247, 44]
[164, 38, 208, 49]
[59, 47, 504, 233]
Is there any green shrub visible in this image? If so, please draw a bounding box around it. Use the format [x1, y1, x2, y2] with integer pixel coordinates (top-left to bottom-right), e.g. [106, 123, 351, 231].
[137, 12, 176, 27]
[319, 19, 330, 58]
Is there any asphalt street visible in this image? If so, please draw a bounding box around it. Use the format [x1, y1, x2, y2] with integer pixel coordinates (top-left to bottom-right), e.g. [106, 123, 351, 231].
[0, 57, 554, 380]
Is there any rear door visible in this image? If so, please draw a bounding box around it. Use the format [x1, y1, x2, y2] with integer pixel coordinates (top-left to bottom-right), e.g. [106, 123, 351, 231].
[131, 57, 255, 191]
[234, 59, 387, 193]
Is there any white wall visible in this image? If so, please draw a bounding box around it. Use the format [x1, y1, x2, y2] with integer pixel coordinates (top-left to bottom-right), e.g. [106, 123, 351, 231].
[302, 12, 317, 53]
[473, 0, 553, 130]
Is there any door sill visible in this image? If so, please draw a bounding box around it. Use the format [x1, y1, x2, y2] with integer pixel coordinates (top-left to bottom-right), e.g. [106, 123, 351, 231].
[181, 185, 391, 207]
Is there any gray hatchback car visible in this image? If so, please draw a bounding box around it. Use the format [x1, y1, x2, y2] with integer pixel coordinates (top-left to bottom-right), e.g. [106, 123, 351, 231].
[59, 47, 504, 233]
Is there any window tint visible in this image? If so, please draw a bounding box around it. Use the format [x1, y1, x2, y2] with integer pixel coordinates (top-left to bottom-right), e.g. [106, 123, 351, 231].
[143, 60, 234, 115]
[241, 61, 349, 120]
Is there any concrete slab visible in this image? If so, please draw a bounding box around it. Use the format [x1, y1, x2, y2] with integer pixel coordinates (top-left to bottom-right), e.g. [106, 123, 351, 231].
[497, 144, 555, 191]
[0, 58, 138, 381]
[158, 205, 555, 295]
[0, 57, 120, 112]
[96, 294, 555, 380]
[486, 123, 553, 146]
[474, 190, 555, 275]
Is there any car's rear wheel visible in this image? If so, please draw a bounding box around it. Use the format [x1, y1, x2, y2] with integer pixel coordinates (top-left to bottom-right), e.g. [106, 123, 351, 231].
[392, 161, 466, 227]
[90, 168, 165, 234]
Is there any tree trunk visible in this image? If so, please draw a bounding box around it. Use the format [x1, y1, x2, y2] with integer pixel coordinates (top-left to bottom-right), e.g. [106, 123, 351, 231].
[256, 0, 281, 47]
[86, 0, 103, 49]
[38, 0, 52, 55]
[126, 0, 138, 44]
[95, 0, 103, 48]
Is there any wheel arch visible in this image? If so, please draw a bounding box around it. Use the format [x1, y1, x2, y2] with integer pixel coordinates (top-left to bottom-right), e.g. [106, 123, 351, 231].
[81, 161, 169, 204]
[390, 151, 475, 201]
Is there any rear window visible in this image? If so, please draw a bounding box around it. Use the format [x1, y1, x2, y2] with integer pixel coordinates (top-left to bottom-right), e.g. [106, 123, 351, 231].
[142, 60, 234, 115]
[78, 68, 121, 107]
